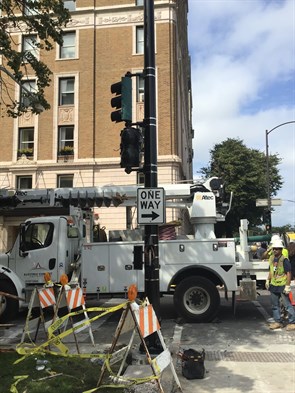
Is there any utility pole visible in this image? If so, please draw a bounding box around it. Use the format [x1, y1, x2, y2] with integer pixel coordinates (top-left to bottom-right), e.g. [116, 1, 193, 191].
[143, 0, 160, 320]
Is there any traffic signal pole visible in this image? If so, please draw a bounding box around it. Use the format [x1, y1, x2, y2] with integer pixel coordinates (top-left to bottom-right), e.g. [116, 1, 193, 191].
[143, 0, 160, 321]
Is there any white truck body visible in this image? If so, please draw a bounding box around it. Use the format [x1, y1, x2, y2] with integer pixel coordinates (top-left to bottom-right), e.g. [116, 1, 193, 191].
[0, 178, 269, 322]
[81, 238, 237, 294]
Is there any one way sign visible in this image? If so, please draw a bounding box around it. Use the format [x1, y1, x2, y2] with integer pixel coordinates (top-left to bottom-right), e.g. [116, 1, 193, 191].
[137, 188, 165, 225]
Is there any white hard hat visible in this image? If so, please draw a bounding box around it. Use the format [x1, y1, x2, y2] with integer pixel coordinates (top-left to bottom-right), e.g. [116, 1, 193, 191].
[271, 239, 284, 249]
[270, 235, 281, 244]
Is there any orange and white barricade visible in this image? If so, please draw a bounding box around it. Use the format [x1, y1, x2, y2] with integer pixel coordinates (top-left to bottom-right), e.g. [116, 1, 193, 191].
[97, 295, 182, 393]
[54, 285, 95, 352]
[21, 286, 57, 344]
[133, 303, 161, 338]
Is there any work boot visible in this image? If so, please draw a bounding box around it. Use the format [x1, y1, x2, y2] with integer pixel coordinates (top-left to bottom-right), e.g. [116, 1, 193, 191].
[286, 324, 295, 331]
[269, 322, 283, 330]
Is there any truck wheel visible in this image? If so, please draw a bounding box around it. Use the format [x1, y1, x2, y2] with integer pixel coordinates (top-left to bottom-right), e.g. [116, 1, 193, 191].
[0, 281, 19, 322]
[174, 277, 220, 322]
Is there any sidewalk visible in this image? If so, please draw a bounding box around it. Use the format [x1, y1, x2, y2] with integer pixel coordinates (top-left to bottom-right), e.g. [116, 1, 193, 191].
[160, 308, 295, 393]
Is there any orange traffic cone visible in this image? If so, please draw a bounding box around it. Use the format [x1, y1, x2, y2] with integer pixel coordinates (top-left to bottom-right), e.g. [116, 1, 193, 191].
[289, 291, 295, 306]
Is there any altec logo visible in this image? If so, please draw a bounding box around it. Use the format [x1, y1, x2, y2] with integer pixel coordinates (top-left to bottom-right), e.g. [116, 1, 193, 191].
[195, 194, 214, 201]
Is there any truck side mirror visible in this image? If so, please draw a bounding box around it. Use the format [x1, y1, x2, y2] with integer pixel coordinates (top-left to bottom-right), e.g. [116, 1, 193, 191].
[19, 223, 28, 257]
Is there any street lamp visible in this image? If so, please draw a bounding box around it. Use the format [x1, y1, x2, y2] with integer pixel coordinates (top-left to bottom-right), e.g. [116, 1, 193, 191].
[265, 121, 295, 231]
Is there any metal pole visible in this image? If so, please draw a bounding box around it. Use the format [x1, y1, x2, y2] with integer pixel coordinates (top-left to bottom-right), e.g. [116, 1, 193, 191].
[265, 130, 271, 209]
[143, 0, 160, 320]
[265, 129, 271, 232]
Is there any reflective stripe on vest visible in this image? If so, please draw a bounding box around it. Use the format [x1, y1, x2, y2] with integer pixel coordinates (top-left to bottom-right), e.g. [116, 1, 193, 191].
[269, 255, 287, 286]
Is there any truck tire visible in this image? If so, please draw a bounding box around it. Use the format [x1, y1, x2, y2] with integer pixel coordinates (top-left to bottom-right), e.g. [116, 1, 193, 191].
[174, 276, 220, 322]
[0, 281, 19, 322]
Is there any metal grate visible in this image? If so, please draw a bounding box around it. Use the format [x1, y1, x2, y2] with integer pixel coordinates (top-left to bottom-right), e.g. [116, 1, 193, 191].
[206, 351, 295, 363]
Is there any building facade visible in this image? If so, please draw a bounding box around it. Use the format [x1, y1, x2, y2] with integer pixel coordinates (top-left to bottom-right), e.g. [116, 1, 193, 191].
[0, 0, 193, 251]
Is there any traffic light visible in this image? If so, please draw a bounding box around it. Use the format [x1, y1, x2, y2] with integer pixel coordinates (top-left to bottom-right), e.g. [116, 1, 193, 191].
[120, 127, 142, 173]
[110, 75, 132, 123]
[263, 208, 272, 232]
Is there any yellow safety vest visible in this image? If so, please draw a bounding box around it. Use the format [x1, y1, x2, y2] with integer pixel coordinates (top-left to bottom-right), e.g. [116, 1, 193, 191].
[269, 255, 287, 286]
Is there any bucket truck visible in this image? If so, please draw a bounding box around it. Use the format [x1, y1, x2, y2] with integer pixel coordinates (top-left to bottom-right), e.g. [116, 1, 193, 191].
[0, 177, 268, 322]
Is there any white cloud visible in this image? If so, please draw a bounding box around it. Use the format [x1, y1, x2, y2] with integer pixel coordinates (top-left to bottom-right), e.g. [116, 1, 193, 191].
[188, 0, 295, 227]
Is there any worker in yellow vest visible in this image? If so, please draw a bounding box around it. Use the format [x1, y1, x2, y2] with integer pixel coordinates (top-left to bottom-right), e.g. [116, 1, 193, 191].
[265, 239, 295, 330]
[262, 234, 289, 260]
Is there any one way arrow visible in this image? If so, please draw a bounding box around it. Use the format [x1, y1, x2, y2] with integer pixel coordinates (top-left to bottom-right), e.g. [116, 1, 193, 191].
[142, 211, 160, 221]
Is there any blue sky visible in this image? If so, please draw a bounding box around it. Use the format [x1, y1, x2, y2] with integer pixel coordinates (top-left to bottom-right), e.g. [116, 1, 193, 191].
[188, 0, 295, 228]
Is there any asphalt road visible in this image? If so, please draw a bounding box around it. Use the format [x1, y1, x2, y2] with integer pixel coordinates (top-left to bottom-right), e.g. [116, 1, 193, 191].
[1, 290, 294, 393]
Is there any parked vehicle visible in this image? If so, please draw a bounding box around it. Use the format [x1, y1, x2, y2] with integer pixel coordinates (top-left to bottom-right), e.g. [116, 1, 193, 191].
[0, 178, 268, 322]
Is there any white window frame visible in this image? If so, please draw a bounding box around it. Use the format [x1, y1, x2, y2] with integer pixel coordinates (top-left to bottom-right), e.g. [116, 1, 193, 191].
[23, 0, 38, 16]
[59, 31, 76, 59]
[135, 26, 144, 54]
[18, 127, 34, 155]
[137, 75, 145, 102]
[21, 80, 37, 107]
[16, 175, 33, 189]
[57, 174, 74, 187]
[59, 77, 75, 105]
[58, 125, 74, 152]
[63, 0, 76, 11]
[22, 34, 38, 61]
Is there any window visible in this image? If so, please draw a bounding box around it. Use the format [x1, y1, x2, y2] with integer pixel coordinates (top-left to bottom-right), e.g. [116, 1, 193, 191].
[63, 0, 76, 11]
[136, 0, 144, 5]
[23, 0, 38, 16]
[136, 26, 144, 54]
[17, 176, 32, 189]
[18, 128, 34, 156]
[22, 35, 38, 61]
[58, 174, 74, 187]
[21, 80, 37, 108]
[137, 172, 145, 185]
[137, 75, 144, 102]
[23, 222, 54, 250]
[59, 31, 76, 59]
[58, 126, 74, 154]
[59, 78, 74, 105]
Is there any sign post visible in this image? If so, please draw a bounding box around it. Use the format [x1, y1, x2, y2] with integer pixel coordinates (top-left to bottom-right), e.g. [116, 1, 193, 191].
[142, 0, 162, 344]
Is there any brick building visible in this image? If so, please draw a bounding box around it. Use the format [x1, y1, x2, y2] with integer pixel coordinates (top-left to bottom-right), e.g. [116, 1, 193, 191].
[0, 0, 193, 251]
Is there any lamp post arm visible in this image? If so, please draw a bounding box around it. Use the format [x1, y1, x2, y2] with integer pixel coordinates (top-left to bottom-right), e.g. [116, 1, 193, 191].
[265, 120, 295, 233]
[267, 121, 295, 136]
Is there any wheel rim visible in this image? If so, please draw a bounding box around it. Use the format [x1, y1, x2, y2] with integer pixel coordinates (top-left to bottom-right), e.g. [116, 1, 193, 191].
[183, 286, 210, 315]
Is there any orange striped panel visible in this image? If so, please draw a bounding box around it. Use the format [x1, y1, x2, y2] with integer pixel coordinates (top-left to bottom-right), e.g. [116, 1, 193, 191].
[136, 304, 160, 337]
[38, 288, 55, 308]
[66, 288, 85, 310]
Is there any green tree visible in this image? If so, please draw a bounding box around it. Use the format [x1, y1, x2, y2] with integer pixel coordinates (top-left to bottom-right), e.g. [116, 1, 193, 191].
[272, 224, 294, 234]
[0, 0, 71, 117]
[200, 138, 283, 236]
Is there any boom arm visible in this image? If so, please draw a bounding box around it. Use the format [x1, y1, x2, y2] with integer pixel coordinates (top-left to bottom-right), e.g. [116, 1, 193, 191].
[0, 177, 229, 223]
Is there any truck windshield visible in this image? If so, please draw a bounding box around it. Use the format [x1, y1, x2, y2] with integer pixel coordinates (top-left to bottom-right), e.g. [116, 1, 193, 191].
[24, 223, 54, 250]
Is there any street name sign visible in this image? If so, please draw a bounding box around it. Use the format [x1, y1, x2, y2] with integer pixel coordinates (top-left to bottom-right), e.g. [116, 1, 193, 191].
[256, 198, 282, 207]
[137, 188, 165, 225]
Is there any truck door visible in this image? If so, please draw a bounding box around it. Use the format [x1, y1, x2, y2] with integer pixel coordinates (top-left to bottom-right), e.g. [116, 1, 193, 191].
[15, 221, 59, 285]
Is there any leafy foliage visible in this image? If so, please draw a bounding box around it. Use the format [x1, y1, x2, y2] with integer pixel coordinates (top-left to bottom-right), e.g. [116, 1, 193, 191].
[200, 138, 283, 236]
[272, 224, 295, 234]
[0, 0, 71, 117]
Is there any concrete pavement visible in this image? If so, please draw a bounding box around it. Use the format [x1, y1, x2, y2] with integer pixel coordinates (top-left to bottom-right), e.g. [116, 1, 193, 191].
[1, 292, 294, 392]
